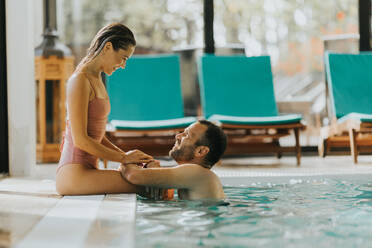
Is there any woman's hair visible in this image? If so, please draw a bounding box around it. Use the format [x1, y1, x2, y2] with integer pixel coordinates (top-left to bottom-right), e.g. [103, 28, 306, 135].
[76, 23, 136, 71]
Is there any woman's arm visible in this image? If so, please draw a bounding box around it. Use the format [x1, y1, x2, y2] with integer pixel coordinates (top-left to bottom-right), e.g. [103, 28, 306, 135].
[101, 135, 123, 152]
[67, 74, 152, 164]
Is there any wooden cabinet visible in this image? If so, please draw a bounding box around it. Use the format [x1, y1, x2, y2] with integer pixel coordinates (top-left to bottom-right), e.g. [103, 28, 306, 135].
[35, 55, 74, 163]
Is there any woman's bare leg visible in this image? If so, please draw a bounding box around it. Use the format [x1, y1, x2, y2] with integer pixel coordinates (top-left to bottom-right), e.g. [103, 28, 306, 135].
[56, 164, 144, 195]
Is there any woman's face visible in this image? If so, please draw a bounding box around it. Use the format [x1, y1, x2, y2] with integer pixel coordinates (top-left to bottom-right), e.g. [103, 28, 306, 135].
[102, 44, 135, 75]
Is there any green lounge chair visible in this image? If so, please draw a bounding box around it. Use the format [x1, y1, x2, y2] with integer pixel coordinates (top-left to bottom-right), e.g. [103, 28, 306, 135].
[198, 55, 305, 165]
[320, 52, 372, 163]
[106, 54, 197, 156]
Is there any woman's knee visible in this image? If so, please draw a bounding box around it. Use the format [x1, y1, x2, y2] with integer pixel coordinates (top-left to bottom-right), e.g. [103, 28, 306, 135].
[56, 175, 75, 195]
[56, 167, 83, 195]
[56, 178, 69, 195]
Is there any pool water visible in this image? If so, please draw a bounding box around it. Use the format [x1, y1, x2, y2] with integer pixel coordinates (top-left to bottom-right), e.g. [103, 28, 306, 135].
[135, 176, 372, 248]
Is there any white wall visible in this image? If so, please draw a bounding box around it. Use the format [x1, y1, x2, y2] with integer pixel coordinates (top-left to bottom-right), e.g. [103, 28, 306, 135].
[6, 0, 36, 176]
[33, 0, 43, 47]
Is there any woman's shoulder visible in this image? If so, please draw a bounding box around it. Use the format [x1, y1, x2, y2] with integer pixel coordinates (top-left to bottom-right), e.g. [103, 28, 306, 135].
[70, 71, 89, 81]
[68, 71, 90, 86]
[66, 72, 92, 94]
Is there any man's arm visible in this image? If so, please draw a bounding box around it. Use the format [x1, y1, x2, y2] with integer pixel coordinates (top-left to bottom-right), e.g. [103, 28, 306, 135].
[121, 163, 207, 189]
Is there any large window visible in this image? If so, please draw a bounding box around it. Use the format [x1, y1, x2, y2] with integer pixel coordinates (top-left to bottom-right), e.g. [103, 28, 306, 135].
[57, 0, 360, 145]
[58, 0, 203, 61]
[214, 0, 358, 145]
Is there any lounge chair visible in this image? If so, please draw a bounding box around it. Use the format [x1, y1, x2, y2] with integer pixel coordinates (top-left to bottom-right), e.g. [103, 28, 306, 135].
[319, 52, 372, 163]
[105, 54, 197, 160]
[197, 55, 306, 165]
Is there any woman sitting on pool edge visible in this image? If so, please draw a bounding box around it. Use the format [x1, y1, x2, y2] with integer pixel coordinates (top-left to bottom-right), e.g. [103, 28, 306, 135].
[56, 23, 154, 195]
[120, 120, 228, 200]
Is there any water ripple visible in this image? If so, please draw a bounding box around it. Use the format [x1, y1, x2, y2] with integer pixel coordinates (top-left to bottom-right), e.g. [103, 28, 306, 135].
[136, 177, 372, 248]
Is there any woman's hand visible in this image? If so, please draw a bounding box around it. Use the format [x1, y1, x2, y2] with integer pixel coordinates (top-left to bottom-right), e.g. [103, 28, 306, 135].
[122, 150, 153, 164]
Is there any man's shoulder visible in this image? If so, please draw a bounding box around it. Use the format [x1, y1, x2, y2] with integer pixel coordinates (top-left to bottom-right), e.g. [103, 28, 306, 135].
[176, 163, 209, 170]
[174, 163, 214, 176]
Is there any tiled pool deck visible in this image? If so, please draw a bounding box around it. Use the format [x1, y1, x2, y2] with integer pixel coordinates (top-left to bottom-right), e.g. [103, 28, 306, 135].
[1, 155, 372, 247]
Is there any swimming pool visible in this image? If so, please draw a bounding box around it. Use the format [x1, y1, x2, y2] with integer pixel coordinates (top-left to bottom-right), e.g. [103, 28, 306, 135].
[135, 174, 372, 247]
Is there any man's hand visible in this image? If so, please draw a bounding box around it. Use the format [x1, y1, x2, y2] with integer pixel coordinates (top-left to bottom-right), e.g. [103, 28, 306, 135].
[119, 163, 140, 181]
[119, 163, 173, 200]
[141, 160, 163, 199]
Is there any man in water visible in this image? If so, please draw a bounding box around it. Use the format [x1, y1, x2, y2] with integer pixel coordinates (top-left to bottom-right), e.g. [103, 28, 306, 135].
[120, 120, 227, 200]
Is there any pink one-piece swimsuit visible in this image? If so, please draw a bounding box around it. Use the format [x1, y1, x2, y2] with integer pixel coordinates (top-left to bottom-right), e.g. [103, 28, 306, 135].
[57, 97, 110, 172]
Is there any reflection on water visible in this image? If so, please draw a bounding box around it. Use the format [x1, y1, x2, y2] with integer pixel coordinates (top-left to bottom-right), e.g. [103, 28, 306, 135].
[136, 178, 372, 248]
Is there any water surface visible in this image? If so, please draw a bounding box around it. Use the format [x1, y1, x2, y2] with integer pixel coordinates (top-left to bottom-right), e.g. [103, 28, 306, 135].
[136, 177, 372, 248]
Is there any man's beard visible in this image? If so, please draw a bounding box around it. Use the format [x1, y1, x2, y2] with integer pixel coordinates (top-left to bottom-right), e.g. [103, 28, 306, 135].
[169, 144, 195, 163]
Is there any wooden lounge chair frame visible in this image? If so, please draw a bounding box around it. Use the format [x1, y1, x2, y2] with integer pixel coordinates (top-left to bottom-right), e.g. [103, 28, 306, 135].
[319, 117, 372, 163]
[319, 52, 372, 163]
[198, 55, 306, 165]
[221, 123, 305, 165]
